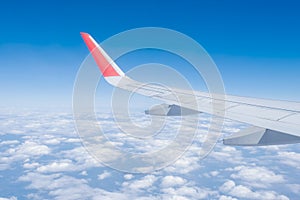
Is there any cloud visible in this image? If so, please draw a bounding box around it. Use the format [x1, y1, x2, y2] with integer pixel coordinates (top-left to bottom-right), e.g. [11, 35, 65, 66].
[210, 170, 220, 177]
[1, 111, 300, 199]
[64, 138, 81, 143]
[209, 145, 244, 165]
[160, 176, 187, 188]
[123, 175, 157, 191]
[287, 184, 300, 194]
[219, 195, 237, 200]
[18, 172, 128, 200]
[0, 197, 17, 200]
[18, 172, 63, 191]
[220, 180, 289, 200]
[80, 171, 88, 176]
[220, 180, 236, 193]
[0, 140, 20, 146]
[42, 138, 61, 145]
[23, 162, 40, 169]
[0, 140, 50, 170]
[36, 159, 74, 173]
[32, 145, 103, 173]
[163, 153, 201, 174]
[14, 141, 50, 156]
[277, 151, 300, 169]
[59, 147, 102, 170]
[161, 185, 216, 200]
[229, 165, 285, 188]
[98, 171, 111, 180]
[124, 174, 134, 180]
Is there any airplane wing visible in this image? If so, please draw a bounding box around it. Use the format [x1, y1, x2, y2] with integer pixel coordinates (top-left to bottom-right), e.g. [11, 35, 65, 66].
[80, 32, 300, 146]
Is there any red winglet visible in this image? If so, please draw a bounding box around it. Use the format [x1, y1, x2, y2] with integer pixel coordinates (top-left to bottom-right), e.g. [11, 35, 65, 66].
[80, 32, 120, 77]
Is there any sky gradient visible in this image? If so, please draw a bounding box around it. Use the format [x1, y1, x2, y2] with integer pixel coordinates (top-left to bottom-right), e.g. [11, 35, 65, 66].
[1, 0, 300, 108]
[1, 1, 300, 200]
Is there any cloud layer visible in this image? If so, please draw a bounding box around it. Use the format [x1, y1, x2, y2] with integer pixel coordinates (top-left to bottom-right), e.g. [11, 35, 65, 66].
[0, 111, 299, 200]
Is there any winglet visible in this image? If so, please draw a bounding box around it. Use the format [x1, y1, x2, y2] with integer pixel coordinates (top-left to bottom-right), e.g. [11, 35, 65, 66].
[80, 32, 124, 77]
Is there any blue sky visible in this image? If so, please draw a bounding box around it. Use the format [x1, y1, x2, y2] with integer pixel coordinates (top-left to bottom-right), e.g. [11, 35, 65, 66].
[1, 2, 300, 200]
[1, 0, 300, 107]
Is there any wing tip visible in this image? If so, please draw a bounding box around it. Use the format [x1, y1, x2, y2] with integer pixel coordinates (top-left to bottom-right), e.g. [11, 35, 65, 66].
[80, 32, 89, 36]
[80, 32, 124, 78]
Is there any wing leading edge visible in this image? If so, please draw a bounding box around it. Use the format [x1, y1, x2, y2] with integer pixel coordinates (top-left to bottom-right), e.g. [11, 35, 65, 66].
[81, 32, 300, 146]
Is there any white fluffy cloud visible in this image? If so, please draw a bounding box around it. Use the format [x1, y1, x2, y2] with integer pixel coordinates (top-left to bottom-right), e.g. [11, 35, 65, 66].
[37, 159, 74, 173]
[1, 111, 300, 200]
[229, 165, 285, 188]
[163, 154, 201, 174]
[59, 147, 102, 169]
[277, 151, 300, 169]
[161, 185, 215, 200]
[18, 172, 128, 200]
[0, 140, 50, 170]
[161, 176, 187, 188]
[219, 195, 237, 200]
[23, 162, 40, 169]
[124, 174, 134, 180]
[209, 145, 244, 165]
[0, 140, 19, 146]
[123, 175, 157, 191]
[0, 197, 17, 200]
[14, 141, 50, 156]
[98, 171, 111, 180]
[220, 180, 289, 200]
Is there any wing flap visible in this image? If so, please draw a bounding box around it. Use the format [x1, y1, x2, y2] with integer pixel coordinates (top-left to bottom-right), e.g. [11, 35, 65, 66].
[223, 126, 300, 146]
